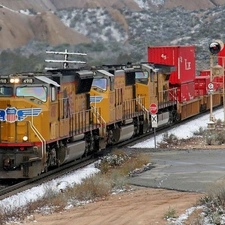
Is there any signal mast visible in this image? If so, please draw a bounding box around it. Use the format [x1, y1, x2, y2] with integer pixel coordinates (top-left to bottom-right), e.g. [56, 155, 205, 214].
[208, 40, 224, 128]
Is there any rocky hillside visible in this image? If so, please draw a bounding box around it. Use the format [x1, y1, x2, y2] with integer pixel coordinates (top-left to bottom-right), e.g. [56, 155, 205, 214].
[0, 0, 224, 50]
[0, 0, 225, 74]
[1, 0, 224, 11]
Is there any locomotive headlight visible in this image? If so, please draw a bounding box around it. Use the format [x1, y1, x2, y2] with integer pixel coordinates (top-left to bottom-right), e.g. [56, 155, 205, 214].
[10, 78, 20, 83]
[23, 136, 28, 142]
[14, 78, 20, 83]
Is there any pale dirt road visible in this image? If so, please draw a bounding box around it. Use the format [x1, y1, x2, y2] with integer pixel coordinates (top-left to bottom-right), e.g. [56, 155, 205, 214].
[23, 188, 203, 225]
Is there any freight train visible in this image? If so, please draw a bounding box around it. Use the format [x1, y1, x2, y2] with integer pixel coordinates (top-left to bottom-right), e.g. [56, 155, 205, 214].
[0, 44, 224, 179]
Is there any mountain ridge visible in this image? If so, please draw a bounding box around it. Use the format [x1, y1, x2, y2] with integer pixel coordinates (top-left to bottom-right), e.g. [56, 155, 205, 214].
[0, 0, 224, 50]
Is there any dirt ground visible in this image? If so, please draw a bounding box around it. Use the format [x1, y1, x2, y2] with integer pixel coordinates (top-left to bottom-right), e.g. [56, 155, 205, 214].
[24, 187, 203, 225]
[23, 137, 214, 225]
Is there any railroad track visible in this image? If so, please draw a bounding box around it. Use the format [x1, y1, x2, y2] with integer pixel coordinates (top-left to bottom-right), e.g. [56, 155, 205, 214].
[0, 156, 97, 201]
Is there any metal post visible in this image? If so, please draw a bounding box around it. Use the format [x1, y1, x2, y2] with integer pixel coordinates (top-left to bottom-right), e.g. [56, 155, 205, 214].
[154, 128, 156, 149]
[210, 54, 213, 122]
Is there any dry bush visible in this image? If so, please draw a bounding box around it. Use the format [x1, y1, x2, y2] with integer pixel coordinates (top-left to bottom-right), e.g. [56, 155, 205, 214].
[163, 206, 177, 220]
[95, 149, 130, 174]
[193, 126, 205, 136]
[204, 129, 225, 145]
[109, 170, 128, 190]
[206, 181, 225, 208]
[216, 119, 223, 127]
[0, 205, 30, 225]
[117, 153, 150, 176]
[157, 132, 179, 148]
[198, 181, 225, 224]
[72, 174, 112, 201]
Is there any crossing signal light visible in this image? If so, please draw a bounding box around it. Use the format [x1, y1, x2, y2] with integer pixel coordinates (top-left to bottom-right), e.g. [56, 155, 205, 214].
[209, 40, 224, 55]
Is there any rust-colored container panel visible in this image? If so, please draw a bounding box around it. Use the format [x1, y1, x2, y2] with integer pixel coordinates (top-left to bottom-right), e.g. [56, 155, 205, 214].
[170, 82, 195, 102]
[178, 99, 200, 120]
[205, 94, 222, 110]
[148, 46, 196, 84]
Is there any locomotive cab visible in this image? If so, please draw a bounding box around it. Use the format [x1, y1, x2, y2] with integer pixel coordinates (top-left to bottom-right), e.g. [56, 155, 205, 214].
[0, 73, 60, 178]
[135, 63, 177, 127]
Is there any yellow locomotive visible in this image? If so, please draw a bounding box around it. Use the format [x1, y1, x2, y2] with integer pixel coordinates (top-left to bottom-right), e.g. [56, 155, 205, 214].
[0, 50, 179, 179]
[0, 51, 101, 178]
[90, 63, 177, 148]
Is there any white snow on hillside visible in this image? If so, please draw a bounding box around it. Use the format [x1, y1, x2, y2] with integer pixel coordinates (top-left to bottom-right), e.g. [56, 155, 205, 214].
[133, 0, 165, 9]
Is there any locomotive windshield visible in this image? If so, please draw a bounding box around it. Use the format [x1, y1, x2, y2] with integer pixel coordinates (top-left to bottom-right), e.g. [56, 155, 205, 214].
[92, 78, 107, 90]
[0, 87, 13, 96]
[135, 71, 148, 79]
[135, 71, 149, 84]
[16, 86, 47, 102]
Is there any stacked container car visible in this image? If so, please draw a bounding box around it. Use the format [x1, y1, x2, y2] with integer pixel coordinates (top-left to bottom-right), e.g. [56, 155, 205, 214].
[195, 69, 222, 112]
[148, 45, 223, 121]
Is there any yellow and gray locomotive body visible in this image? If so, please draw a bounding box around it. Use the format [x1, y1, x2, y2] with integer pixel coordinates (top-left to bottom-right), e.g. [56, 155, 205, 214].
[0, 68, 100, 179]
[90, 66, 146, 148]
[89, 63, 178, 147]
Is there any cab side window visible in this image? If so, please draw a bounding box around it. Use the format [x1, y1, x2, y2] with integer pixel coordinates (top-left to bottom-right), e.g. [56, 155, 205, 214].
[51, 86, 56, 102]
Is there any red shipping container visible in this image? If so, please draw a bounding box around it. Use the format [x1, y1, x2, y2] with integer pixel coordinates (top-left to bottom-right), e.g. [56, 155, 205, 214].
[195, 76, 210, 96]
[170, 81, 195, 102]
[148, 46, 196, 84]
[199, 70, 210, 77]
[213, 76, 224, 90]
[195, 89, 204, 97]
[218, 46, 225, 66]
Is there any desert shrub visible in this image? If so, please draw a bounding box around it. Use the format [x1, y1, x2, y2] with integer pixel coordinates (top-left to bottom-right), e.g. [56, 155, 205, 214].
[199, 181, 225, 224]
[109, 170, 129, 190]
[164, 206, 177, 220]
[204, 131, 214, 145]
[207, 181, 225, 208]
[95, 150, 130, 174]
[0, 205, 30, 225]
[204, 130, 225, 145]
[216, 119, 223, 127]
[215, 131, 225, 145]
[120, 153, 150, 175]
[193, 126, 205, 136]
[157, 132, 179, 148]
[72, 174, 112, 201]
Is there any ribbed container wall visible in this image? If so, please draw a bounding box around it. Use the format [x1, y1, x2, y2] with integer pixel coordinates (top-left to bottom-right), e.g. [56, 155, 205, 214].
[148, 46, 196, 84]
[195, 76, 210, 96]
[169, 81, 195, 102]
